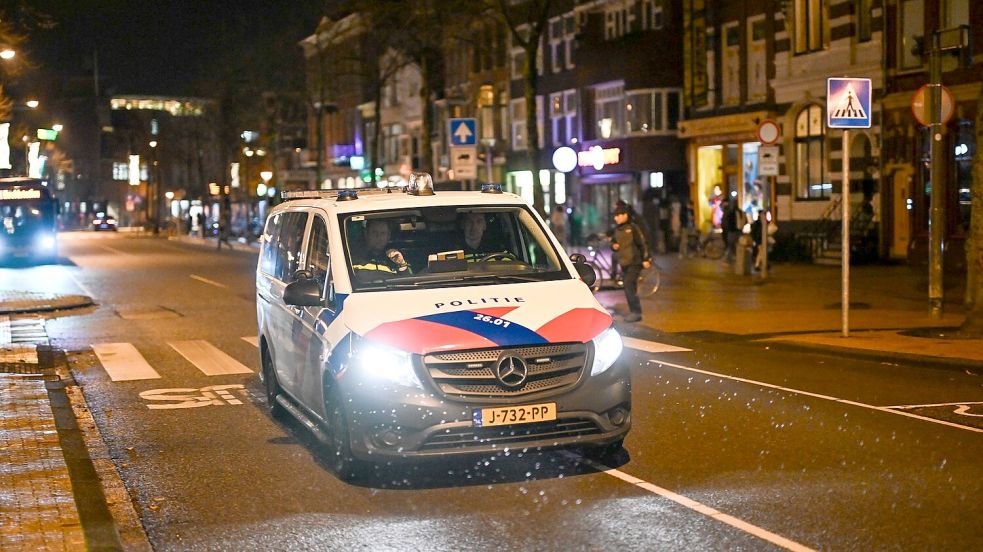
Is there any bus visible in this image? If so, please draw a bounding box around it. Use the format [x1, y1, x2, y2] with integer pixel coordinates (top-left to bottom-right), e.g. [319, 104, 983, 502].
[0, 177, 59, 263]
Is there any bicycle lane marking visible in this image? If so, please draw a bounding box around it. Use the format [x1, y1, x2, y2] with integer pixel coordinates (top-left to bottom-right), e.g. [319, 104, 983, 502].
[560, 451, 816, 552]
[643, 357, 983, 434]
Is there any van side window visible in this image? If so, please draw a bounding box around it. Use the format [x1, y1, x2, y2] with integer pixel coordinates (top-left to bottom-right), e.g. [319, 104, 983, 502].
[274, 212, 308, 282]
[306, 216, 330, 291]
[259, 213, 282, 275]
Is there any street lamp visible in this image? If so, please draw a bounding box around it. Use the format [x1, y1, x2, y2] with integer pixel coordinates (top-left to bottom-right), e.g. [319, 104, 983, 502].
[25, 100, 38, 109]
[52, 124, 63, 132]
[0, 49, 15, 60]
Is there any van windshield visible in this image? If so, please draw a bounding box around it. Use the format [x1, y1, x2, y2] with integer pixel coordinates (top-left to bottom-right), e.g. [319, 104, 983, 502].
[341, 205, 569, 290]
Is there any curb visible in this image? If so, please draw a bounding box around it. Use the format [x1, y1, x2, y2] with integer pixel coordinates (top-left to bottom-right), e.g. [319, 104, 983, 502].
[0, 294, 94, 315]
[753, 337, 983, 373]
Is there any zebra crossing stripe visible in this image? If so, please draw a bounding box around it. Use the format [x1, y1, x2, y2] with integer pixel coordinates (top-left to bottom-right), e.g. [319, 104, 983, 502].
[168, 340, 253, 376]
[91, 343, 162, 381]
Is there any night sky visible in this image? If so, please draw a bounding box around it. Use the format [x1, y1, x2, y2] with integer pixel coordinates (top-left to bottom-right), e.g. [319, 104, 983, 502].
[23, 1, 325, 97]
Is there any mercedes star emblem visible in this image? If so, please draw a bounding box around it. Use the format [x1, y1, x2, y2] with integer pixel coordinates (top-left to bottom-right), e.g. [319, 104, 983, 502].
[494, 355, 528, 388]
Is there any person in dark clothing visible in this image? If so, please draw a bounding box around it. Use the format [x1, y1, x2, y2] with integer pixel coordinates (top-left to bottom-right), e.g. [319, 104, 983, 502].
[351, 219, 412, 275]
[721, 197, 742, 262]
[610, 204, 652, 322]
[459, 212, 508, 262]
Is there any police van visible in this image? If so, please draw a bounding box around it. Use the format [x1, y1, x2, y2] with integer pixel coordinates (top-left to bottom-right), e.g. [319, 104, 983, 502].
[256, 173, 630, 478]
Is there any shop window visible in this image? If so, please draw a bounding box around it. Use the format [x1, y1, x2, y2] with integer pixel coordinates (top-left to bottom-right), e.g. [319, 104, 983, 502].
[794, 105, 828, 199]
[898, 0, 923, 70]
[954, 119, 974, 232]
[793, 0, 829, 54]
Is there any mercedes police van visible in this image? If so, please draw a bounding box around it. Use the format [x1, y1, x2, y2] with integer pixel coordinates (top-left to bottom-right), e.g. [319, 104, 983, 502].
[256, 173, 629, 478]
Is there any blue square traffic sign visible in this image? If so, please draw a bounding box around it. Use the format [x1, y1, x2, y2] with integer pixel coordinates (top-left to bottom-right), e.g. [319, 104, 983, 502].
[827, 78, 872, 129]
[449, 118, 477, 146]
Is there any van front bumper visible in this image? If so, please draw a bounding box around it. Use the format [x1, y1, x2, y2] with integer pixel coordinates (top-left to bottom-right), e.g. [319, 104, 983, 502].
[338, 362, 631, 462]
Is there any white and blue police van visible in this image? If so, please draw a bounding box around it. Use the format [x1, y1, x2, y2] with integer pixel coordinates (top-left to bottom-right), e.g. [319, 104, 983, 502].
[256, 173, 629, 479]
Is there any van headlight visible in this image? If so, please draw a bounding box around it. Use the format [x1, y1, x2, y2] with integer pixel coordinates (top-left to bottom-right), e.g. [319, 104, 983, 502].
[37, 234, 56, 250]
[353, 341, 423, 389]
[590, 327, 623, 376]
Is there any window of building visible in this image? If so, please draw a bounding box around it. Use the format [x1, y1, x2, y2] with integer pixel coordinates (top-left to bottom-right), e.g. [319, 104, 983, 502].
[794, 0, 829, 54]
[510, 98, 527, 150]
[510, 26, 528, 80]
[857, 0, 872, 42]
[499, 91, 510, 143]
[898, 0, 923, 70]
[641, 0, 664, 30]
[564, 14, 576, 70]
[748, 16, 767, 102]
[666, 91, 681, 130]
[794, 105, 828, 199]
[549, 17, 563, 73]
[594, 82, 625, 139]
[604, 0, 635, 40]
[722, 22, 741, 105]
[550, 89, 577, 146]
[112, 162, 128, 181]
[626, 90, 656, 134]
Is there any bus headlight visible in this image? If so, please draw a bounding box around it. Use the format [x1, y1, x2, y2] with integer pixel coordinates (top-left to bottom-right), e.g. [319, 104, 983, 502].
[354, 342, 423, 389]
[590, 327, 623, 376]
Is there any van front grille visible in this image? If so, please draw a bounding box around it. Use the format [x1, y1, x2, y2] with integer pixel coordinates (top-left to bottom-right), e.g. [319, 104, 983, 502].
[422, 343, 587, 399]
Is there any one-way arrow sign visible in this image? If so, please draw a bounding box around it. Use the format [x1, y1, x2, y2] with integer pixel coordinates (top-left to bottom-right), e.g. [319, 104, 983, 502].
[449, 118, 477, 146]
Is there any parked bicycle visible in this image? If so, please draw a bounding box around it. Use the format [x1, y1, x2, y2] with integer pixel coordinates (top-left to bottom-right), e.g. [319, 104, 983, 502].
[583, 233, 660, 296]
[682, 228, 725, 260]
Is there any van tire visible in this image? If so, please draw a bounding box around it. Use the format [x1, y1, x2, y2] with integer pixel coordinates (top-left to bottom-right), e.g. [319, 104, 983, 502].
[262, 347, 286, 419]
[324, 385, 365, 481]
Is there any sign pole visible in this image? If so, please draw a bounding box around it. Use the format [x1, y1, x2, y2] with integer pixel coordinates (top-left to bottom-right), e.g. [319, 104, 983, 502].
[928, 35, 945, 319]
[761, 178, 769, 279]
[842, 130, 851, 337]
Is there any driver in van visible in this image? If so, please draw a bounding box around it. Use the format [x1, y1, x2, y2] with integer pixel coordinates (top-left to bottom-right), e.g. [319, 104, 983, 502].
[460, 212, 508, 262]
[351, 218, 412, 274]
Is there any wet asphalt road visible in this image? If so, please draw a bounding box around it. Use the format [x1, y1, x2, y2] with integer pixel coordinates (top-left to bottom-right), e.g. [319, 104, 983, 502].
[13, 232, 983, 550]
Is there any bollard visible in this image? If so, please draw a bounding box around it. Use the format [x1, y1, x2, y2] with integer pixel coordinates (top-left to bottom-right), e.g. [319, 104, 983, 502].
[735, 235, 752, 275]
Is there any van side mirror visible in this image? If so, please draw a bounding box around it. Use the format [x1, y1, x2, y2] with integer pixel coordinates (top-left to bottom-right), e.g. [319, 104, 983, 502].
[283, 278, 323, 307]
[569, 253, 597, 288]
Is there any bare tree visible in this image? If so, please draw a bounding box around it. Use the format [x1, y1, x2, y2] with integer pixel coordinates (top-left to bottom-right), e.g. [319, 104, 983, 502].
[963, 90, 983, 334]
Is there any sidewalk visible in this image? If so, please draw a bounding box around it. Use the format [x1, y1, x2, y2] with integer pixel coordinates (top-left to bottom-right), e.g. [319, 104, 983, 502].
[592, 254, 983, 368]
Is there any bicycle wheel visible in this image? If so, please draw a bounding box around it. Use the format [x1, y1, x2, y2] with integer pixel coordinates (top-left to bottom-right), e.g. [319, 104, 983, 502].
[704, 238, 725, 260]
[639, 265, 661, 296]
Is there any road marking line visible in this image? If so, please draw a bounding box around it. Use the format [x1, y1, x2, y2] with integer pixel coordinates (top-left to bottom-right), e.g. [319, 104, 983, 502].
[645, 359, 983, 434]
[190, 274, 228, 288]
[562, 451, 815, 552]
[66, 270, 96, 298]
[99, 245, 132, 257]
[91, 343, 161, 381]
[0, 316, 10, 346]
[883, 400, 983, 410]
[168, 340, 252, 376]
[241, 336, 259, 347]
[622, 336, 691, 353]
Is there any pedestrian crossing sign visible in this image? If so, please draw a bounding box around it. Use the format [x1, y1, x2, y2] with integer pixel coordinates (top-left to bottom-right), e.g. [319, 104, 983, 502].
[826, 78, 872, 129]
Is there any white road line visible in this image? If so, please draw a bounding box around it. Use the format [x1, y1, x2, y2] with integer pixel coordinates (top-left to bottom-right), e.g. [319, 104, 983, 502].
[646, 358, 983, 434]
[91, 343, 161, 381]
[622, 336, 691, 353]
[883, 400, 983, 410]
[562, 451, 815, 552]
[66, 270, 96, 298]
[241, 336, 259, 347]
[0, 315, 10, 346]
[190, 274, 228, 288]
[168, 340, 252, 376]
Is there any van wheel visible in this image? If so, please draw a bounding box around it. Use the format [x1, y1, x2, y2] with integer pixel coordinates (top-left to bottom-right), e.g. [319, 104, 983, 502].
[262, 347, 286, 419]
[324, 385, 364, 481]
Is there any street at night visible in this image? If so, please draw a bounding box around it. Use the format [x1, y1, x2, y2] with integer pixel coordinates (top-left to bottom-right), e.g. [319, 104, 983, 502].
[3, 1, 983, 550]
[2, 232, 980, 550]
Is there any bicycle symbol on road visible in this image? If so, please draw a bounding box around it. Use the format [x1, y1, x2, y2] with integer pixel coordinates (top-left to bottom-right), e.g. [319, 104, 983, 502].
[887, 401, 983, 418]
[139, 384, 246, 410]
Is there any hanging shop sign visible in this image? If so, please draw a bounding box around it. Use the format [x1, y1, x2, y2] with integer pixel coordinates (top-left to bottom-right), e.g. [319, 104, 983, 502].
[577, 146, 621, 170]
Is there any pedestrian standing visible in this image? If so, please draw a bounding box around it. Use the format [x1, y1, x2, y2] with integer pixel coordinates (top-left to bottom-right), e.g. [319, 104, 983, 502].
[550, 204, 567, 248]
[216, 217, 232, 250]
[610, 204, 651, 323]
[721, 197, 742, 262]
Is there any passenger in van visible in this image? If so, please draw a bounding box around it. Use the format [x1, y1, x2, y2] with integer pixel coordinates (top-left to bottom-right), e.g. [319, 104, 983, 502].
[460, 212, 510, 262]
[351, 218, 413, 275]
